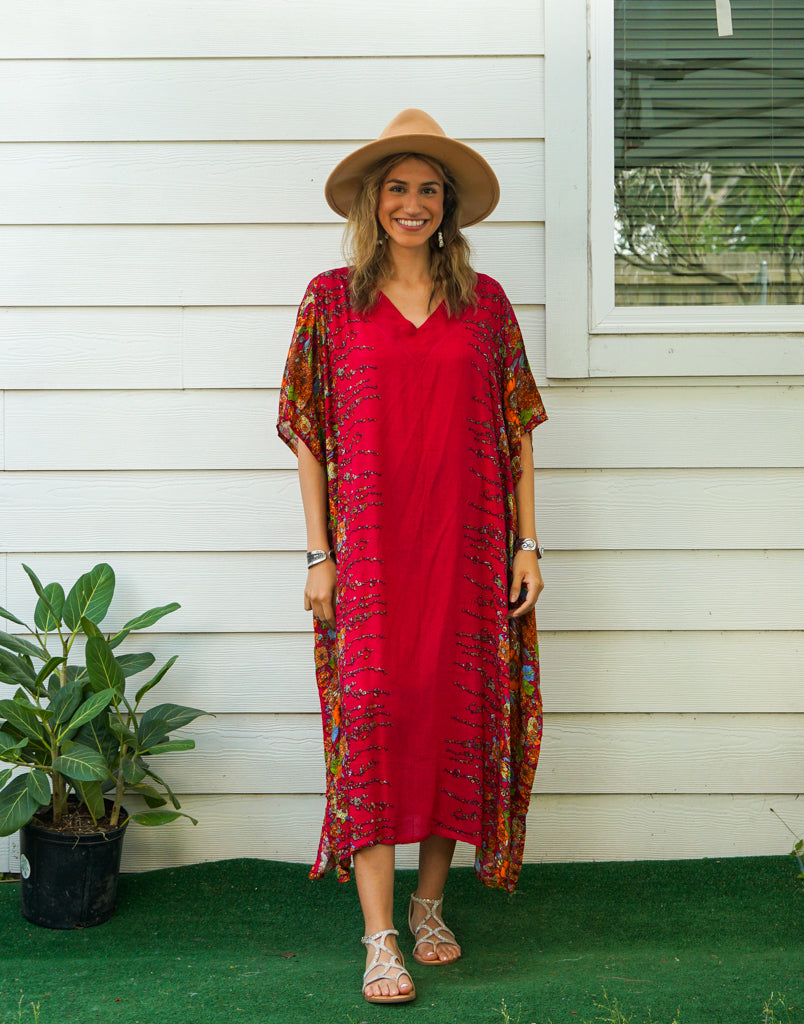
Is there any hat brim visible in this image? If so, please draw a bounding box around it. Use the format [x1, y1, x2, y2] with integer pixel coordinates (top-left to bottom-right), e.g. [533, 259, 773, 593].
[325, 135, 500, 228]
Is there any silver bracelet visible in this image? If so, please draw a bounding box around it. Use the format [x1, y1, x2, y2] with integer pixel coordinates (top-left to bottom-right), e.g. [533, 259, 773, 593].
[517, 538, 544, 559]
[306, 549, 335, 568]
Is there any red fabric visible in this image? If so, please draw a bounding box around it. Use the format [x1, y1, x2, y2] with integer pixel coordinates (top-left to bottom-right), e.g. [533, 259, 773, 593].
[277, 268, 547, 890]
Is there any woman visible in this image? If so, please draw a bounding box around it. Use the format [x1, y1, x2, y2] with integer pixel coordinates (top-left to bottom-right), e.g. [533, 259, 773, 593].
[277, 109, 547, 1004]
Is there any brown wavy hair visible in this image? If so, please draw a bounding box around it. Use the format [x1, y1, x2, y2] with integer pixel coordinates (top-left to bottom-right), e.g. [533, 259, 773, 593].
[344, 152, 477, 317]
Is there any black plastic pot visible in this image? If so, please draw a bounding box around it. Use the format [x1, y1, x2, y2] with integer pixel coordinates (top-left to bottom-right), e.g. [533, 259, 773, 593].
[19, 811, 128, 929]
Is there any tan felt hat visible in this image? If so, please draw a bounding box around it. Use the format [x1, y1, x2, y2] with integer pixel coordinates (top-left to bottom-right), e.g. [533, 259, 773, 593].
[324, 108, 500, 228]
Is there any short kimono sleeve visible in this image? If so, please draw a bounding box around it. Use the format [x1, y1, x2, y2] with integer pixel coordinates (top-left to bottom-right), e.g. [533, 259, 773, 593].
[499, 287, 547, 477]
[277, 280, 328, 465]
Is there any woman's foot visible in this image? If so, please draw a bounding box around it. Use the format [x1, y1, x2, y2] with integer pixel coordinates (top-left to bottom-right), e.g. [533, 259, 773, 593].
[361, 928, 416, 1003]
[408, 893, 462, 965]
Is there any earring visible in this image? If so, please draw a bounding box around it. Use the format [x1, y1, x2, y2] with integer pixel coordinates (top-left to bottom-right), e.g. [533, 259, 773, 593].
[437, 230, 445, 249]
[378, 231, 388, 246]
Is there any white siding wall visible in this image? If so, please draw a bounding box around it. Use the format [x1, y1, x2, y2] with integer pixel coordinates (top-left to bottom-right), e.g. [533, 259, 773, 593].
[1, 0, 801, 873]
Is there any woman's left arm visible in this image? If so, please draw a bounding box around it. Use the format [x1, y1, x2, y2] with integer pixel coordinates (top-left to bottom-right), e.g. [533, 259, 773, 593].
[509, 432, 544, 618]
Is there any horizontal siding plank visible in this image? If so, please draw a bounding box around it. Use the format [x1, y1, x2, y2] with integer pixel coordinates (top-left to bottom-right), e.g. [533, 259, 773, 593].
[2, 1, 544, 58]
[6, 387, 802, 470]
[1, 307, 184, 389]
[0, 141, 544, 224]
[1, 58, 544, 142]
[8, 630, 803, 715]
[0, 223, 544, 306]
[2, 469, 802, 551]
[116, 792, 804, 871]
[0, 306, 546, 390]
[121, 712, 804, 795]
[4, 551, 804, 631]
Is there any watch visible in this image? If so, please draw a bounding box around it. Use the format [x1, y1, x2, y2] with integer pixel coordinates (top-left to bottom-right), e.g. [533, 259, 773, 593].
[517, 538, 544, 559]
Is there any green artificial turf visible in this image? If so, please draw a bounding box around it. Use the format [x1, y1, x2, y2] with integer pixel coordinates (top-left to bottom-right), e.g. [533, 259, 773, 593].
[1, 856, 802, 1024]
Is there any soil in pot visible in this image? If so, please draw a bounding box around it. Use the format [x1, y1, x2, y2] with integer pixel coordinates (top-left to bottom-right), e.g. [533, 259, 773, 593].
[20, 802, 128, 929]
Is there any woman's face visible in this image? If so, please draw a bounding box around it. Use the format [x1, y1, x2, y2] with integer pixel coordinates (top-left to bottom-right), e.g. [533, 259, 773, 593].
[376, 156, 444, 251]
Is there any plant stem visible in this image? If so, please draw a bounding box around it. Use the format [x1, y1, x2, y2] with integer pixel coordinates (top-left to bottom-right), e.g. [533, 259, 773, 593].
[110, 743, 127, 828]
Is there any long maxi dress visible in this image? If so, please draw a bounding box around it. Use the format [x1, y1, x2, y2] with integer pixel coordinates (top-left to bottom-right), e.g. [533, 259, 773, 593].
[277, 268, 547, 892]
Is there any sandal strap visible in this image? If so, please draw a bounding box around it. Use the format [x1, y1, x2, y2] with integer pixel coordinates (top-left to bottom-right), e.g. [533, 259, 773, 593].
[409, 893, 460, 954]
[361, 928, 412, 987]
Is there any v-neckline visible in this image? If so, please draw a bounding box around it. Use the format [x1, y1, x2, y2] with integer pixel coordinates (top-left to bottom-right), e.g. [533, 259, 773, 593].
[378, 290, 444, 331]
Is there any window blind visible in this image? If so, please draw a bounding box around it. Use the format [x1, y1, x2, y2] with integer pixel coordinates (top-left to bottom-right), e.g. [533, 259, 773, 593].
[614, 0, 804, 305]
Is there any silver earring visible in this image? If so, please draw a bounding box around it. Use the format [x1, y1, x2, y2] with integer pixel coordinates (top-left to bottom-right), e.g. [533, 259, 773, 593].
[378, 231, 388, 246]
[437, 230, 445, 249]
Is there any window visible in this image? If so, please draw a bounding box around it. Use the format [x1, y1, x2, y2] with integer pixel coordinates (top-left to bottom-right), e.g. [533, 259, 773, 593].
[545, 0, 804, 377]
[615, 0, 804, 308]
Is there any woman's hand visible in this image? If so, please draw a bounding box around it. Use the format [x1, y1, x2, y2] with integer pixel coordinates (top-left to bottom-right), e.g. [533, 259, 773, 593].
[508, 549, 544, 619]
[304, 558, 337, 630]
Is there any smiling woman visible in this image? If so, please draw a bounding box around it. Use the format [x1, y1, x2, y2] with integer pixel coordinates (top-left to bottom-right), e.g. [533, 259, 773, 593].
[276, 108, 548, 1006]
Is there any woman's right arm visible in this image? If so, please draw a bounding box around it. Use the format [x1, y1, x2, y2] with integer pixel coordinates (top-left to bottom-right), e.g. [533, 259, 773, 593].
[298, 438, 337, 630]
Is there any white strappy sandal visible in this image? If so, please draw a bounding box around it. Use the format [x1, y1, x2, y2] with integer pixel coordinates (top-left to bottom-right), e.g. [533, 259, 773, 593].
[361, 927, 416, 1004]
[408, 893, 462, 966]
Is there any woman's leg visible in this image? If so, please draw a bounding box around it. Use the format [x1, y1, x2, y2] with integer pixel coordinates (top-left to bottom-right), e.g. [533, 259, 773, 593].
[410, 835, 461, 963]
[353, 844, 414, 998]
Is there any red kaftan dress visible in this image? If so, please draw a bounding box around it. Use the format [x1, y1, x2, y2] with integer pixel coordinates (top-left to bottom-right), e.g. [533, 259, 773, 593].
[277, 268, 547, 891]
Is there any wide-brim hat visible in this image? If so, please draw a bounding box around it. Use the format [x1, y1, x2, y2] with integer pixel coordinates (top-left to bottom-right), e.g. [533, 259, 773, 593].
[324, 108, 500, 228]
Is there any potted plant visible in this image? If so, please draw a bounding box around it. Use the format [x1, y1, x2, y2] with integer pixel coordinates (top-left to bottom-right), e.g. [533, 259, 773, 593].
[0, 562, 208, 928]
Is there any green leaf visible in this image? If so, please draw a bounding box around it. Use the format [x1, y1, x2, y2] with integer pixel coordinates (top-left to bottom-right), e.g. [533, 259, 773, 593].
[57, 689, 116, 744]
[76, 717, 120, 766]
[144, 766, 181, 809]
[53, 743, 109, 783]
[0, 632, 46, 662]
[0, 650, 37, 687]
[22, 565, 60, 628]
[0, 769, 11, 789]
[80, 616, 103, 639]
[63, 664, 88, 691]
[135, 784, 168, 809]
[137, 703, 208, 752]
[0, 772, 52, 837]
[85, 636, 126, 697]
[63, 564, 115, 631]
[116, 652, 156, 678]
[34, 582, 65, 632]
[49, 679, 84, 731]
[28, 768, 51, 804]
[129, 810, 197, 827]
[35, 656, 66, 687]
[134, 655, 178, 705]
[107, 718, 137, 744]
[74, 780, 106, 821]
[147, 739, 195, 755]
[0, 606, 26, 628]
[0, 731, 27, 759]
[117, 602, 181, 635]
[0, 698, 48, 746]
[121, 756, 147, 785]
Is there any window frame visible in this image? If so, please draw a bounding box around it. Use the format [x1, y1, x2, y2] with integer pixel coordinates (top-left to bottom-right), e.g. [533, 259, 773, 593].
[544, 0, 804, 378]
